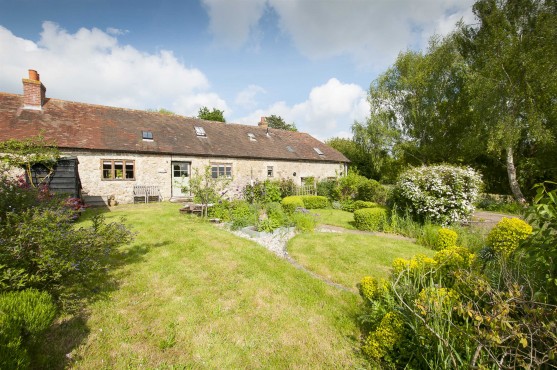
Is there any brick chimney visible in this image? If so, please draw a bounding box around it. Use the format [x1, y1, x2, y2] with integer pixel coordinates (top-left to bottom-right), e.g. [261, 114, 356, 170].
[22, 69, 46, 110]
[258, 116, 268, 128]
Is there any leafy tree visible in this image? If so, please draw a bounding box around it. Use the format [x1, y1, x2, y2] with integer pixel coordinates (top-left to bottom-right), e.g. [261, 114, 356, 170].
[265, 115, 297, 131]
[147, 108, 175, 115]
[197, 106, 226, 122]
[325, 137, 375, 179]
[182, 166, 232, 217]
[358, 0, 557, 200]
[457, 0, 557, 203]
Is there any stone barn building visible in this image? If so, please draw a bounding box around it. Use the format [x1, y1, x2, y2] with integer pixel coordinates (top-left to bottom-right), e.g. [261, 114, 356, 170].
[0, 70, 349, 205]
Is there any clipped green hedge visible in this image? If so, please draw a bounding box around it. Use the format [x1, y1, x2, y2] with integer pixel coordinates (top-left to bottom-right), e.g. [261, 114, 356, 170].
[354, 207, 388, 231]
[354, 200, 379, 211]
[281, 196, 305, 214]
[300, 195, 329, 209]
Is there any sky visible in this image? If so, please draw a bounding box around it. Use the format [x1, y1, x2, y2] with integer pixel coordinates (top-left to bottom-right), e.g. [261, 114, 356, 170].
[0, 0, 475, 141]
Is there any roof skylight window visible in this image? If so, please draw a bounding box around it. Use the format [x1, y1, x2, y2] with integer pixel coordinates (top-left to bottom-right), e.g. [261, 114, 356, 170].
[195, 126, 206, 137]
[313, 147, 324, 156]
[248, 133, 256, 141]
[142, 131, 153, 140]
[286, 146, 295, 152]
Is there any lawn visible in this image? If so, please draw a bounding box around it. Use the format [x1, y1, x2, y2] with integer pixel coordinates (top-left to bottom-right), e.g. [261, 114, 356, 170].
[37, 203, 368, 369]
[310, 208, 356, 229]
[36, 203, 433, 369]
[288, 231, 435, 291]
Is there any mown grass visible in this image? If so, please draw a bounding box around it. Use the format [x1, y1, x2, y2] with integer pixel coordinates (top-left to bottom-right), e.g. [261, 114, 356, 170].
[288, 232, 435, 291]
[36, 203, 368, 369]
[310, 208, 356, 229]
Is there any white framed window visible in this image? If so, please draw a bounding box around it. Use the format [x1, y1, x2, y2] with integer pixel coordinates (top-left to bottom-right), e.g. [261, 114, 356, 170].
[267, 166, 274, 177]
[211, 163, 232, 178]
[195, 126, 206, 137]
[102, 159, 135, 180]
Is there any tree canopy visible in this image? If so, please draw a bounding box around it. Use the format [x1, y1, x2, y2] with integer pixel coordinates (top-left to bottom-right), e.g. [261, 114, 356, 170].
[351, 0, 557, 200]
[265, 115, 297, 131]
[198, 107, 226, 122]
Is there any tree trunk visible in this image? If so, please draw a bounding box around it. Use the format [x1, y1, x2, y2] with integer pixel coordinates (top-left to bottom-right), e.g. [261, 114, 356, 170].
[506, 146, 527, 205]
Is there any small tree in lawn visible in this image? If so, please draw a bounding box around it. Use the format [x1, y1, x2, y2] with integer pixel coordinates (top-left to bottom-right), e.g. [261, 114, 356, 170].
[182, 166, 232, 217]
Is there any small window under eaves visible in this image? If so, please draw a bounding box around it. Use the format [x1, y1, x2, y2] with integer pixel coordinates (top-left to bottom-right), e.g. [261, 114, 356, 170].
[195, 126, 206, 137]
[142, 131, 153, 141]
[314, 147, 324, 156]
[248, 133, 256, 141]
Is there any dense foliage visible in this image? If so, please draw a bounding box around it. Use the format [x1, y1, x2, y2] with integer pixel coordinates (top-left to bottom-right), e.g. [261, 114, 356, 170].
[341, 0, 557, 198]
[353, 207, 388, 232]
[0, 289, 57, 369]
[0, 174, 134, 300]
[358, 224, 557, 368]
[197, 106, 226, 122]
[393, 165, 482, 225]
[265, 115, 297, 131]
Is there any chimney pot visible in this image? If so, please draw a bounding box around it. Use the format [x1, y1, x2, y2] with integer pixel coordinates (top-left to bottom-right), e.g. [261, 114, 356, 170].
[28, 69, 39, 81]
[22, 69, 46, 110]
[258, 116, 268, 128]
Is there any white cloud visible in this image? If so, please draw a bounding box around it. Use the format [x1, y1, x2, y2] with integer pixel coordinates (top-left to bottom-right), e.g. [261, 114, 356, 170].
[235, 78, 368, 141]
[201, 0, 267, 48]
[0, 22, 227, 116]
[235, 84, 266, 109]
[203, 0, 475, 68]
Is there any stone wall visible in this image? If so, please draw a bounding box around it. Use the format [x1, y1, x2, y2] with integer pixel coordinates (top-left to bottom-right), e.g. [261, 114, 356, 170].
[64, 150, 347, 205]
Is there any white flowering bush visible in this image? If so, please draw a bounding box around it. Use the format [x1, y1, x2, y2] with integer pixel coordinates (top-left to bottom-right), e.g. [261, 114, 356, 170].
[393, 165, 482, 225]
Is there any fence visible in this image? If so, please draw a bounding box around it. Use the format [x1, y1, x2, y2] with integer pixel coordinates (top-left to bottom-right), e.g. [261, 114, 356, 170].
[296, 185, 317, 196]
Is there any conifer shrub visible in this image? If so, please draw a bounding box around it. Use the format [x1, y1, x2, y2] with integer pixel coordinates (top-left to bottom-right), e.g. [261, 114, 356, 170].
[487, 217, 532, 257]
[354, 207, 388, 231]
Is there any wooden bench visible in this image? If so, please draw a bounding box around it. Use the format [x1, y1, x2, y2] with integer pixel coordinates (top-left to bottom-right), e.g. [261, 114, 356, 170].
[133, 185, 162, 203]
[179, 203, 213, 215]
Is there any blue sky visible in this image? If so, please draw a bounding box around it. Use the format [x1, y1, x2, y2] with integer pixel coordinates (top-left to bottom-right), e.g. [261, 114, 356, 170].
[0, 0, 474, 141]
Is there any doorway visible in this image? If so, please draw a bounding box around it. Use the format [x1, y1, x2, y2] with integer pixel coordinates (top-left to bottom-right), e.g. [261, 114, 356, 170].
[171, 162, 190, 198]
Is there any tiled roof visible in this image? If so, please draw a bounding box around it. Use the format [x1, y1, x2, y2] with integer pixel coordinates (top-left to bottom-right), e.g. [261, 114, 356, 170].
[0, 92, 348, 163]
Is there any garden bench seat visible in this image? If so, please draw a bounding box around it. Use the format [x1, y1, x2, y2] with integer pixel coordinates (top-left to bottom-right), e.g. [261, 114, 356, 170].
[133, 185, 162, 203]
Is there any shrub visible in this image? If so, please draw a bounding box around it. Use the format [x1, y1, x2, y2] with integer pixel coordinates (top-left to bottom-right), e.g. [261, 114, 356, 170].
[281, 196, 305, 214]
[300, 195, 329, 209]
[277, 179, 296, 198]
[229, 200, 257, 230]
[335, 170, 367, 201]
[341, 200, 355, 212]
[291, 209, 317, 232]
[265, 202, 290, 228]
[354, 200, 378, 210]
[393, 164, 483, 225]
[0, 289, 57, 369]
[208, 200, 232, 221]
[316, 178, 337, 200]
[242, 180, 282, 204]
[357, 179, 388, 204]
[354, 207, 388, 231]
[487, 217, 532, 257]
[435, 228, 458, 250]
[362, 312, 405, 363]
[521, 182, 557, 303]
